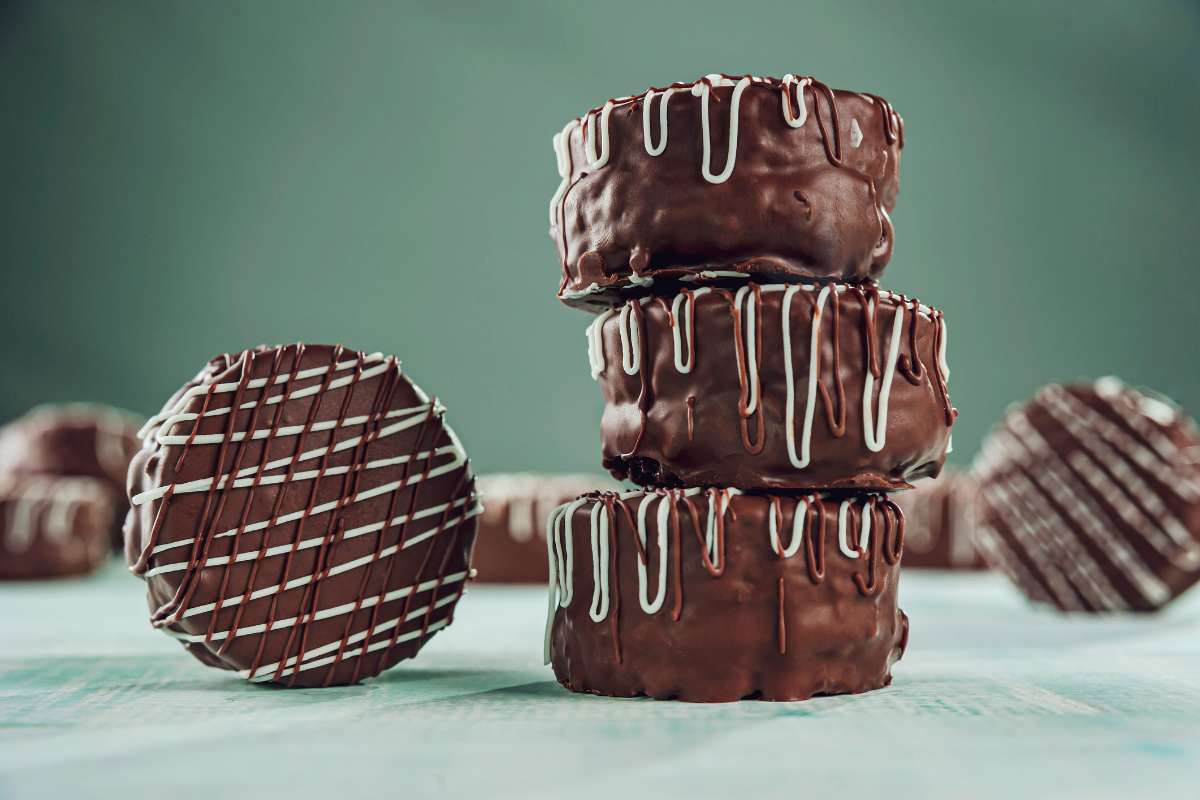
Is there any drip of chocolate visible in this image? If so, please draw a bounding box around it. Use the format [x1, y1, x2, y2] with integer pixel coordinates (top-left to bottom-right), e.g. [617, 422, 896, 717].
[0, 404, 142, 550]
[588, 282, 955, 490]
[0, 473, 114, 580]
[545, 488, 907, 702]
[550, 74, 904, 308]
[472, 473, 615, 583]
[973, 378, 1200, 611]
[125, 344, 479, 686]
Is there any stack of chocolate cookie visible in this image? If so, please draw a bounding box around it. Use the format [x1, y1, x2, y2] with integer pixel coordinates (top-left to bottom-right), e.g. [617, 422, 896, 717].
[543, 74, 956, 701]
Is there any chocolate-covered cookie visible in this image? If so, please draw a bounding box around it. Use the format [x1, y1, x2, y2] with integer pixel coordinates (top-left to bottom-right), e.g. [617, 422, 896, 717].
[545, 488, 907, 702]
[0, 404, 141, 549]
[473, 473, 614, 583]
[893, 470, 986, 569]
[550, 73, 903, 308]
[126, 344, 480, 686]
[0, 474, 114, 580]
[590, 282, 955, 490]
[973, 378, 1200, 611]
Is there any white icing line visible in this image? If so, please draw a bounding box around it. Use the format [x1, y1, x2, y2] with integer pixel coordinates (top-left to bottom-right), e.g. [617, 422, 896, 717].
[642, 88, 675, 155]
[588, 502, 610, 622]
[583, 102, 615, 169]
[782, 284, 829, 469]
[635, 494, 669, 614]
[862, 300, 904, 452]
[768, 496, 813, 558]
[781, 74, 811, 127]
[618, 303, 641, 376]
[693, 75, 751, 184]
[586, 309, 613, 380]
[669, 292, 695, 374]
[549, 119, 580, 225]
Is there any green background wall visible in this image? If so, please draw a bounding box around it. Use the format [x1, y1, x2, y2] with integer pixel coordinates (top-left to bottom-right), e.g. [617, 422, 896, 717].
[2, 1, 1198, 474]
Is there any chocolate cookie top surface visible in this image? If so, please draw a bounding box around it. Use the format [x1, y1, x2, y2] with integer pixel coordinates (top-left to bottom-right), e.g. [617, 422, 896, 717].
[550, 73, 904, 308]
[973, 378, 1200, 612]
[125, 344, 479, 686]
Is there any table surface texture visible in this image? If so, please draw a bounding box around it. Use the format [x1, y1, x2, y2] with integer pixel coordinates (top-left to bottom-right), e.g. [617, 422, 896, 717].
[1, 563, 1198, 799]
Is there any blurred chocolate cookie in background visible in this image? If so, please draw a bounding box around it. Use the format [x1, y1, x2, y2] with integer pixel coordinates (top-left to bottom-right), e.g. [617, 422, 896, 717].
[892, 469, 986, 570]
[473, 473, 615, 583]
[0, 404, 142, 550]
[973, 377, 1200, 612]
[0, 473, 114, 580]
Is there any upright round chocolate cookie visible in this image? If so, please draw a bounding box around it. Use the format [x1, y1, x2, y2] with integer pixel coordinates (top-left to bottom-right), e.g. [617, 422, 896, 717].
[973, 378, 1200, 612]
[0, 404, 141, 550]
[0, 474, 114, 580]
[126, 344, 480, 686]
[590, 282, 955, 490]
[545, 489, 907, 702]
[551, 73, 904, 308]
[892, 470, 986, 569]
[473, 473, 614, 583]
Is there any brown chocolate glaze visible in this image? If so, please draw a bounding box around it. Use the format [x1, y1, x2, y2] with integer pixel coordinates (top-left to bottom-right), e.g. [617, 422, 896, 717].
[473, 473, 614, 583]
[0, 404, 142, 550]
[893, 470, 987, 569]
[550, 74, 904, 309]
[546, 489, 908, 702]
[0, 474, 114, 580]
[591, 282, 955, 491]
[973, 378, 1200, 612]
[125, 344, 479, 686]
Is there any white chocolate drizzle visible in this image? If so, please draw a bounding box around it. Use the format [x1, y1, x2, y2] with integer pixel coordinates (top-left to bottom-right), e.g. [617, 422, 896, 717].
[780, 74, 811, 127]
[693, 75, 752, 184]
[544, 490, 890, 664]
[553, 73, 899, 190]
[130, 349, 480, 684]
[583, 101, 615, 170]
[642, 88, 675, 155]
[590, 283, 945, 476]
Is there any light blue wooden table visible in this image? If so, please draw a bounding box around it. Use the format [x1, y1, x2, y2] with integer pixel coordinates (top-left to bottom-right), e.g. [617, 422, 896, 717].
[2, 563, 1197, 799]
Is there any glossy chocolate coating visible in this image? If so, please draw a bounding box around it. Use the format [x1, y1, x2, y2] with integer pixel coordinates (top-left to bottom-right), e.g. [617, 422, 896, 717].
[893, 470, 987, 569]
[551, 75, 903, 309]
[593, 283, 954, 491]
[973, 378, 1200, 612]
[546, 489, 907, 702]
[0, 474, 114, 580]
[0, 404, 141, 550]
[473, 473, 613, 583]
[125, 344, 478, 686]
